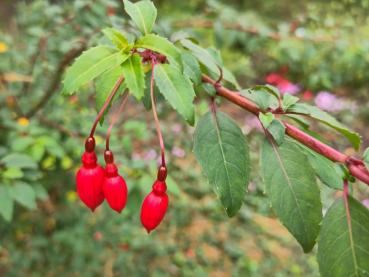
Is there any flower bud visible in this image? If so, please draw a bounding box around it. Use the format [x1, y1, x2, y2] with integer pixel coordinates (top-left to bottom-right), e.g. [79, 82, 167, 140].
[76, 151, 105, 211]
[140, 180, 169, 233]
[103, 163, 128, 213]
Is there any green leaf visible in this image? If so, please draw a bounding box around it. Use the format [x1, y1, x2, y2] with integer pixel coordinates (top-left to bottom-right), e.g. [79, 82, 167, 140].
[180, 39, 218, 72]
[180, 39, 238, 88]
[193, 111, 250, 217]
[202, 83, 217, 97]
[121, 54, 145, 100]
[240, 88, 278, 111]
[260, 138, 322, 252]
[62, 46, 128, 95]
[38, 136, 65, 158]
[363, 147, 369, 169]
[297, 144, 344, 190]
[30, 144, 45, 162]
[318, 196, 369, 277]
[154, 64, 195, 125]
[102, 27, 129, 50]
[95, 66, 126, 114]
[11, 182, 37, 210]
[181, 51, 201, 85]
[11, 137, 34, 152]
[259, 112, 274, 128]
[288, 103, 361, 149]
[253, 84, 281, 100]
[124, 0, 157, 35]
[1, 153, 37, 169]
[3, 167, 24, 179]
[136, 34, 182, 69]
[286, 114, 310, 129]
[267, 119, 286, 146]
[142, 73, 163, 110]
[166, 175, 181, 197]
[34, 185, 48, 200]
[206, 47, 240, 89]
[0, 186, 14, 221]
[282, 94, 299, 111]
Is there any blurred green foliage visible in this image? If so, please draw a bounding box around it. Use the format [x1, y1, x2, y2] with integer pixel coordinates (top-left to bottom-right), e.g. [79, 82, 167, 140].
[0, 0, 369, 276]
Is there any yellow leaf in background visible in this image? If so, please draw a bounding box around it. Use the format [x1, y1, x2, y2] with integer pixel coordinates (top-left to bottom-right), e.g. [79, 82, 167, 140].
[61, 156, 73, 170]
[0, 42, 8, 53]
[1, 72, 32, 83]
[95, 135, 103, 145]
[17, 117, 29, 127]
[66, 191, 78, 202]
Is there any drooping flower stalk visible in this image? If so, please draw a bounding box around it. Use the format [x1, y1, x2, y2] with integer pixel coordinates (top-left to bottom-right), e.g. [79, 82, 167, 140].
[149, 60, 166, 167]
[89, 76, 125, 138]
[140, 59, 169, 233]
[105, 91, 129, 151]
[76, 77, 124, 211]
[103, 92, 129, 213]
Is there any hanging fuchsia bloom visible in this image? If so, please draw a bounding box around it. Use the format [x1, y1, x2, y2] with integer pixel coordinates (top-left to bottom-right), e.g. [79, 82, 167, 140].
[140, 179, 169, 233]
[140, 166, 169, 233]
[76, 137, 105, 211]
[102, 151, 128, 213]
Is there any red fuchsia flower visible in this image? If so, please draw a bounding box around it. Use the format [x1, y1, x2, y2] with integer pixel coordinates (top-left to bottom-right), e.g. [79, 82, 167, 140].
[302, 90, 314, 101]
[265, 73, 284, 84]
[265, 73, 300, 95]
[140, 179, 169, 233]
[102, 151, 128, 213]
[76, 137, 105, 212]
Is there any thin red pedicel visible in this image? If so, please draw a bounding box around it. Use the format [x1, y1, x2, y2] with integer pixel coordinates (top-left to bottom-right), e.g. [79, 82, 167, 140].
[102, 93, 129, 213]
[76, 77, 124, 211]
[140, 59, 169, 232]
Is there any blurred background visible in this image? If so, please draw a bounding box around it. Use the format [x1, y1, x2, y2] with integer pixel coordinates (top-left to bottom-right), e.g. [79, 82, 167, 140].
[1, 0, 369, 276]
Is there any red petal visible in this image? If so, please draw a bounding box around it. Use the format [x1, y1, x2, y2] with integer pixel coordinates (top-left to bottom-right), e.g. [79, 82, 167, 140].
[103, 175, 128, 213]
[76, 151, 104, 211]
[140, 191, 169, 232]
[76, 165, 105, 211]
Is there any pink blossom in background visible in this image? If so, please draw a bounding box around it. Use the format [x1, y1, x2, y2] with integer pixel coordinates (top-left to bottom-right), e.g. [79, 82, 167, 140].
[314, 91, 346, 112]
[143, 149, 157, 161]
[132, 150, 157, 162]
[172, 146, 186, 158]
[362, 199, 369, 209]
[131, 152, 142, 161]
[277, 80, 300, 95]
[243, 116, 262, 134]
[171, 123, 182, 134]
[265, 73, 300, 95]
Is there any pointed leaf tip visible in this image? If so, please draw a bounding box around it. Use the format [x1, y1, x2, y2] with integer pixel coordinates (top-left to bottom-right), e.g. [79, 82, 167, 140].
[193, 111, 250, 217]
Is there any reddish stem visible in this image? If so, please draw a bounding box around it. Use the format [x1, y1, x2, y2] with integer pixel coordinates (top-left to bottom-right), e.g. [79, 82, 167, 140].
[343, 179, 349, 198]
[89, 76, 124, 138]
[150, 60, 166, 167]
[105, 91, 129, 151]
[284, 123, 347, 163]
[342, 179, 354, 244]
[201, 74, 369, 186]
